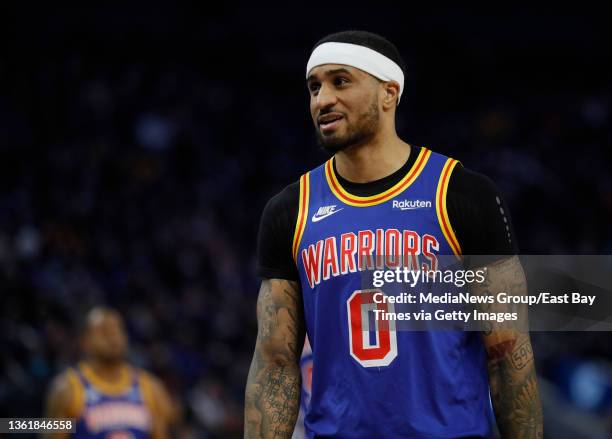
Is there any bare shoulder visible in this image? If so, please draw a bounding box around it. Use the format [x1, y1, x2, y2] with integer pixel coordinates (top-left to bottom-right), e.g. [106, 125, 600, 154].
[137, 368, 179, 424]
[49, 369, 74, 393]
[46, 368, 81, 417]
[137, 368, 162, 387]
[137, 368, 171, 400]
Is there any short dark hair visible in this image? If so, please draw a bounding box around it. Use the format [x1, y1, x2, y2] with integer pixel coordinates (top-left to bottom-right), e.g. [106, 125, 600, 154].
[313, 30, 406, 75]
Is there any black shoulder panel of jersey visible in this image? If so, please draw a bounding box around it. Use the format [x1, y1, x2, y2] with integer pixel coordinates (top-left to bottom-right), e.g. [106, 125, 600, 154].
[447, 165, 518, 268]
[256, 148, 519, 279]
[256, 181, 300, 281]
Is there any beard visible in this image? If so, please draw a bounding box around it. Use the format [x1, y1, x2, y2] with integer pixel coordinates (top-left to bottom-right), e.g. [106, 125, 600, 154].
[316, 99, 380, 154]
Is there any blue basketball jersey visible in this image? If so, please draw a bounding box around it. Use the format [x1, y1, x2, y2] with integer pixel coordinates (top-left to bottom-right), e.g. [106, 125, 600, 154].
[73, 366, 152, 439]
[293, 148, 493, 438]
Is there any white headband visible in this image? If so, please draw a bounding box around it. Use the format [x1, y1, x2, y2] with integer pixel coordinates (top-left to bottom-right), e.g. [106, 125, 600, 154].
[306, 41, 404, 104]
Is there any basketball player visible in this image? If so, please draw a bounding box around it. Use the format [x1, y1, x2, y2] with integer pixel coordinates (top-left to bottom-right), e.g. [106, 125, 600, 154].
[45, 307, 177, 438]
[245, 30, 543, 438]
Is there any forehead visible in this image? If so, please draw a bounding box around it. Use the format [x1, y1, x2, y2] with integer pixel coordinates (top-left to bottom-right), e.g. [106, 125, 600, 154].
[88, 311, 123, 330]
[307, 64, 368, 80]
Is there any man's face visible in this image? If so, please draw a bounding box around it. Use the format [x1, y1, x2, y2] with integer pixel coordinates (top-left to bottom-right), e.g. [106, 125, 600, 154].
[84, 311, 128, 363]
[307, 64, 381, 153]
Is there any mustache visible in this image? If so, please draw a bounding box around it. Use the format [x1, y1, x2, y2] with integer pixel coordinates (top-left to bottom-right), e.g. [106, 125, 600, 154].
[318, 108, 345, 117]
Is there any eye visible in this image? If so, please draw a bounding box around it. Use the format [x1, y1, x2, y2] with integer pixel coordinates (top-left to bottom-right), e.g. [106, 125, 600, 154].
[334, 77, 349, 87]
[308, 82, 321, 95]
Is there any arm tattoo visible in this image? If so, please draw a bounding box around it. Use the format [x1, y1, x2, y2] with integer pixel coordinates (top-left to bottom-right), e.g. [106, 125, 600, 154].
[471, 256, 543, 439]
[245, 279, 305, 439]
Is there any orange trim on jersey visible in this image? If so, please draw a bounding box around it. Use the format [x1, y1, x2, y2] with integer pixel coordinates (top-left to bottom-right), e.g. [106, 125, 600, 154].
[324, 147, 431, 207]
[78, 361, 132, 395]
[436, 158, 462, 258]
[292, 172, 310, 261]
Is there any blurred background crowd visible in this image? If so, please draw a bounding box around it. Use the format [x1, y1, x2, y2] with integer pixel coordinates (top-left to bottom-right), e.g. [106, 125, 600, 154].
[1, 5, 611, 438]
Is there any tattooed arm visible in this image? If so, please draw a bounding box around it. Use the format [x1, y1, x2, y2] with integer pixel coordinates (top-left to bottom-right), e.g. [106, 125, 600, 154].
[244, 279, 305, 439]
[470, 256, 543, 439]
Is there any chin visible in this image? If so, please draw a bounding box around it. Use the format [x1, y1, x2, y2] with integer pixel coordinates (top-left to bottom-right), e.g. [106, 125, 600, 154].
[103, 351, 126, 362]
[321, 142, 348, 154]
[318, 134, 350, 154]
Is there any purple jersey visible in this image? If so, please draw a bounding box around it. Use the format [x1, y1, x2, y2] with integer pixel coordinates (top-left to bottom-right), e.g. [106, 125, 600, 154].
[73, 366, 152, 439]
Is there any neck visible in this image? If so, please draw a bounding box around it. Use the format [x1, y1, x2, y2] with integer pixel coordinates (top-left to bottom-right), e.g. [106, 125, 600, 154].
[87, 359, 126, 381]
[334, 128, 410, 183]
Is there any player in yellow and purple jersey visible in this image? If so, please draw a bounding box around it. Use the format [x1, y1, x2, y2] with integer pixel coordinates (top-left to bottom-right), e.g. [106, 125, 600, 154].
[245, 30, 543, 438]
[45, 307, 178, 439]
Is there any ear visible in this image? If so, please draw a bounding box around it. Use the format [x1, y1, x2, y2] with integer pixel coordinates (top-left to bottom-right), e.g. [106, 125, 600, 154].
[381, 81, 400, 110]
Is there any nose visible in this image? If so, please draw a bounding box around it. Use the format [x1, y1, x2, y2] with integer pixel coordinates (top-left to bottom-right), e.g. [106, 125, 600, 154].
[315, 83, 338, 110]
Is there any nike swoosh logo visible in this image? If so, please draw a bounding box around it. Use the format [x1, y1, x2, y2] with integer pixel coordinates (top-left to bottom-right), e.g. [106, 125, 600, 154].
[312, 208, 344, 222]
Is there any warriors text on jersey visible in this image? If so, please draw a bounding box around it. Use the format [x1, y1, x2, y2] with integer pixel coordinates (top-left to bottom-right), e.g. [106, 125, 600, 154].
[292, 148, 493, 438]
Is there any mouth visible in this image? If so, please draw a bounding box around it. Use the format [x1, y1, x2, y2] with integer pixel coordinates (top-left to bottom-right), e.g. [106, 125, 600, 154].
[318, 113, 344, 133]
